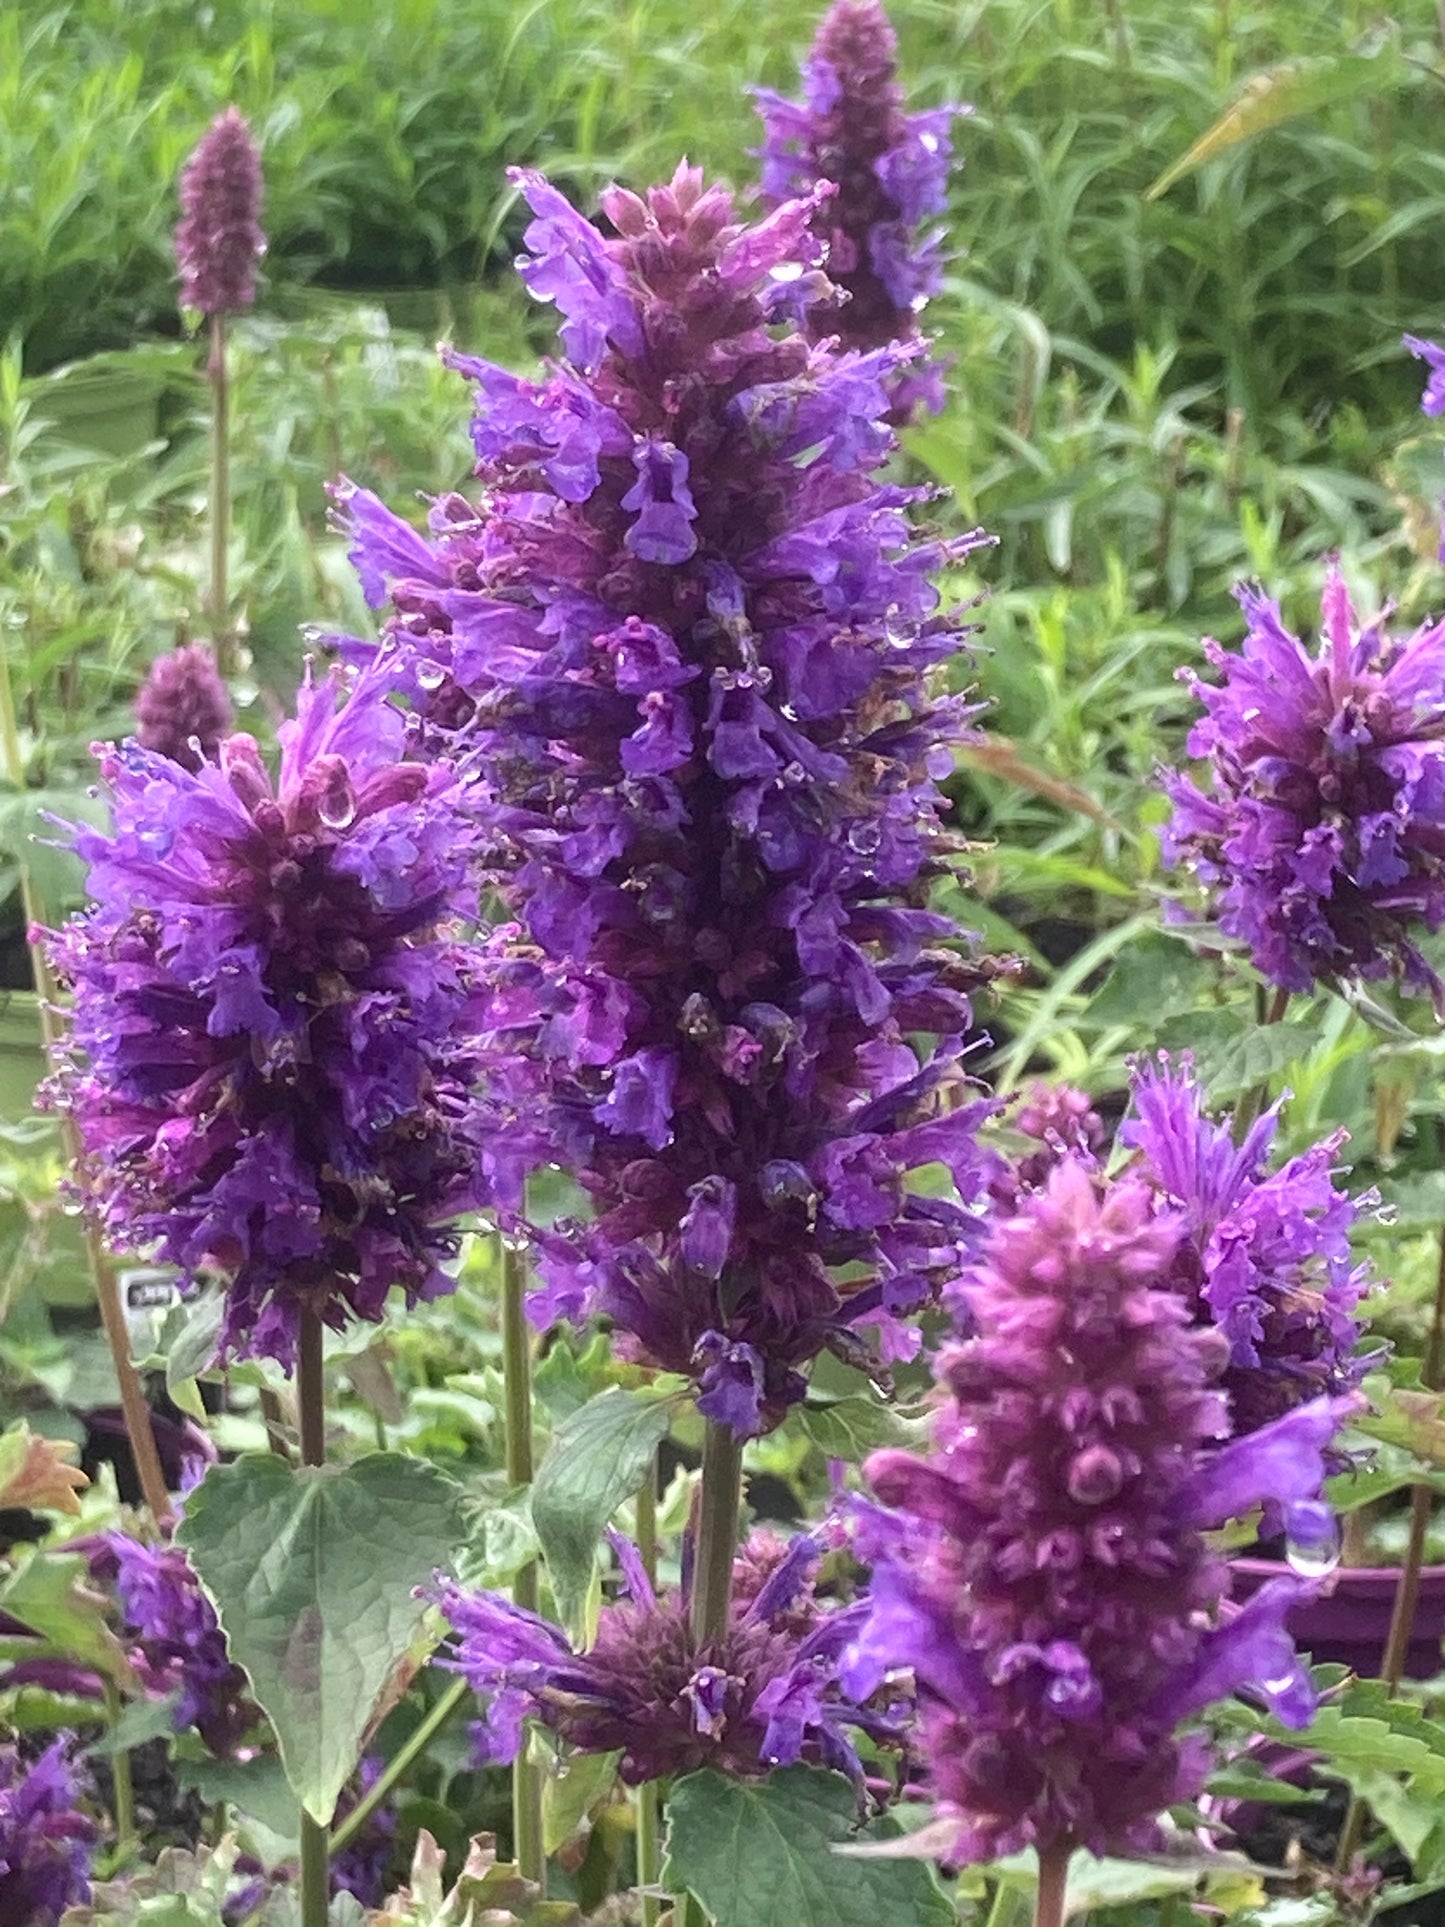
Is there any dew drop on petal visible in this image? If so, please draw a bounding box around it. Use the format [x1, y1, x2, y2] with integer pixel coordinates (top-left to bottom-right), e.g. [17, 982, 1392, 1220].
[415, 660, 447, 691]
[1285, 1499, 1341, 1579]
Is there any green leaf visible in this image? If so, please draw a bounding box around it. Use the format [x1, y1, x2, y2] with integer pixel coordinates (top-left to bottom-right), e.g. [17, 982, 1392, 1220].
[59, 1837, 239, 1926]
[1079, 930, 1213, 1029]
[798, 1394, 921, 1461]
[0, 1551, 135, 1686]
[165, 1290, 226, 1392]
[178, 1752, 300, 1867]
[530, 1388, 675, 1639]
[663, 1766, 953, 1927]
[1153, 1009, 1315, 1098]
[176, 1453, 464, 1825]
[540, 1744, 620, 1854]
[1146, 48, 1401, 201]
[364, 1829, 579, 1926]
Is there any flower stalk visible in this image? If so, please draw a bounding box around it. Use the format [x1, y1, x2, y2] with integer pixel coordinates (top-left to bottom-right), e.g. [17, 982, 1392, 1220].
[689, 1420, 744, 1647]
[208, 312, 234, 671]
[298, 1306, 330, 1927]
[502, 1236, 545, 1889]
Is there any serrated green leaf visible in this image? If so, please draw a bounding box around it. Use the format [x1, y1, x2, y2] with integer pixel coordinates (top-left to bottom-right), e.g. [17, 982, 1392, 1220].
[663, 1766, 954, 1927]
[530, 1388, 675, 1639]
[1154, 1009, 1314, 1097]
[176, 1453, 464, 1824]
[59, 1837, 239, 1926]
[165, 1290, 226, 1391]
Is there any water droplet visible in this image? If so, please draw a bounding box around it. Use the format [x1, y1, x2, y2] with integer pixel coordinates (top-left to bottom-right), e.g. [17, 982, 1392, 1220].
[770, 261, 805, 283]
[415, 659, 447, 691]
[1261, 1670, 1300, 1696]
[319, 790, 356, 831]
[1285, 1500, 1341, 1580]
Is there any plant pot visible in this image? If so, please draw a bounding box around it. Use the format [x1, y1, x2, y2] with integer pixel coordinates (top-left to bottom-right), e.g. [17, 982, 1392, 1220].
[1232, 1555, 1445, 1680]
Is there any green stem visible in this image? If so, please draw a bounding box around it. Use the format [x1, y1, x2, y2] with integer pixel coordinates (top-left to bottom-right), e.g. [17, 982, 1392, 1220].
[328, 1675, 469, 1856]
[635, 1459, 661, 1927]
[1033, 1839, 1073, 1927]
[297, 1309, 330, 1927]
[209, 312, 233, 672]
[502, 1237, 545, 1889]
[1337, 1221, 1445, 1870]
[983, 1883, 1024, 1927]
[0, 619, 172, 1532]
[689, 1420, 743, 1647]
[1234, 985, 1290, 1139]
[103, 1679, 134, 1853]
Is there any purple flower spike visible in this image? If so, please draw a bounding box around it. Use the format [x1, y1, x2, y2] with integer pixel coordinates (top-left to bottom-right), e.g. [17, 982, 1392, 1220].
[134, 643, 234, 772]
[845, 1158, 1346, 1867]
[753, 0, 962, 415]
[435, 1528, 904, 1789]
[45, 661, 494, 1368]
[174, 107, 265, 316]
[0, 1738, 95, 1925]
[1164, 562, 1445, 1007]
[93, 1534, 256, 1756]
[349, 164, 998, 1431]
[1122, 1055, 1375, 1438]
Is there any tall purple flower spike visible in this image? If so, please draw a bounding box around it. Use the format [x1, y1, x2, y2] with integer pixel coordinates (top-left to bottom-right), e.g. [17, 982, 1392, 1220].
[335, 164, 998, 1434]
[134, 642, 234, 772]
[0, 1738, 94, 1924]
[845, 1158, 1353, 1866]
[45, 662, 495, 1368]
[435, 1528, 904, 1789]
[1123, 1055, 1374, 1440]
[753, 0, 959, 416]
[1164, 562, 1445, 1008]
[174, 107, 266, 316]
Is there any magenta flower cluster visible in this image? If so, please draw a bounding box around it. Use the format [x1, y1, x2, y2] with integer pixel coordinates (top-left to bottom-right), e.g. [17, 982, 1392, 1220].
[436, 1528, 902, 1788]
[340, 164, 995, 1433]
[753, 0, 957, 415]
[133, 643, 234, 772]
[846, 1158, 1351, 1865]
[174, 107, 266, 317]
[1164, 564, 1445, 1006]
[0, 1738, 94, 1925]
[46, 665, 493, 1366]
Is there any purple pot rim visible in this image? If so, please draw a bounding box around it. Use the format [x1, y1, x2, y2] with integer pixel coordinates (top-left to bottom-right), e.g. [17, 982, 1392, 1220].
[1232, 1555, 1445, 1592]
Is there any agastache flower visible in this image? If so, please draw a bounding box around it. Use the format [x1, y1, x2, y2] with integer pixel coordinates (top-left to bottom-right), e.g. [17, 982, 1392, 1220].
[336, 165, 996, 1432]
[434, 1529, 902, 1788]
[174, 107, 265, 316]
[989, 1081, 1104, 1210]
[845, 1158, 1352, 1866]
[1164, 563, 1445, 1007]
[45, 662, 492, 1367]
[0, 1738, 94, 1924]
[133, 643, 234, 772]
[1406, 334, 1445, 419]
[1122, 1056, 1374, 1440]
[93, 1534, 256, 1756]
[753, 0, 959, 416]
